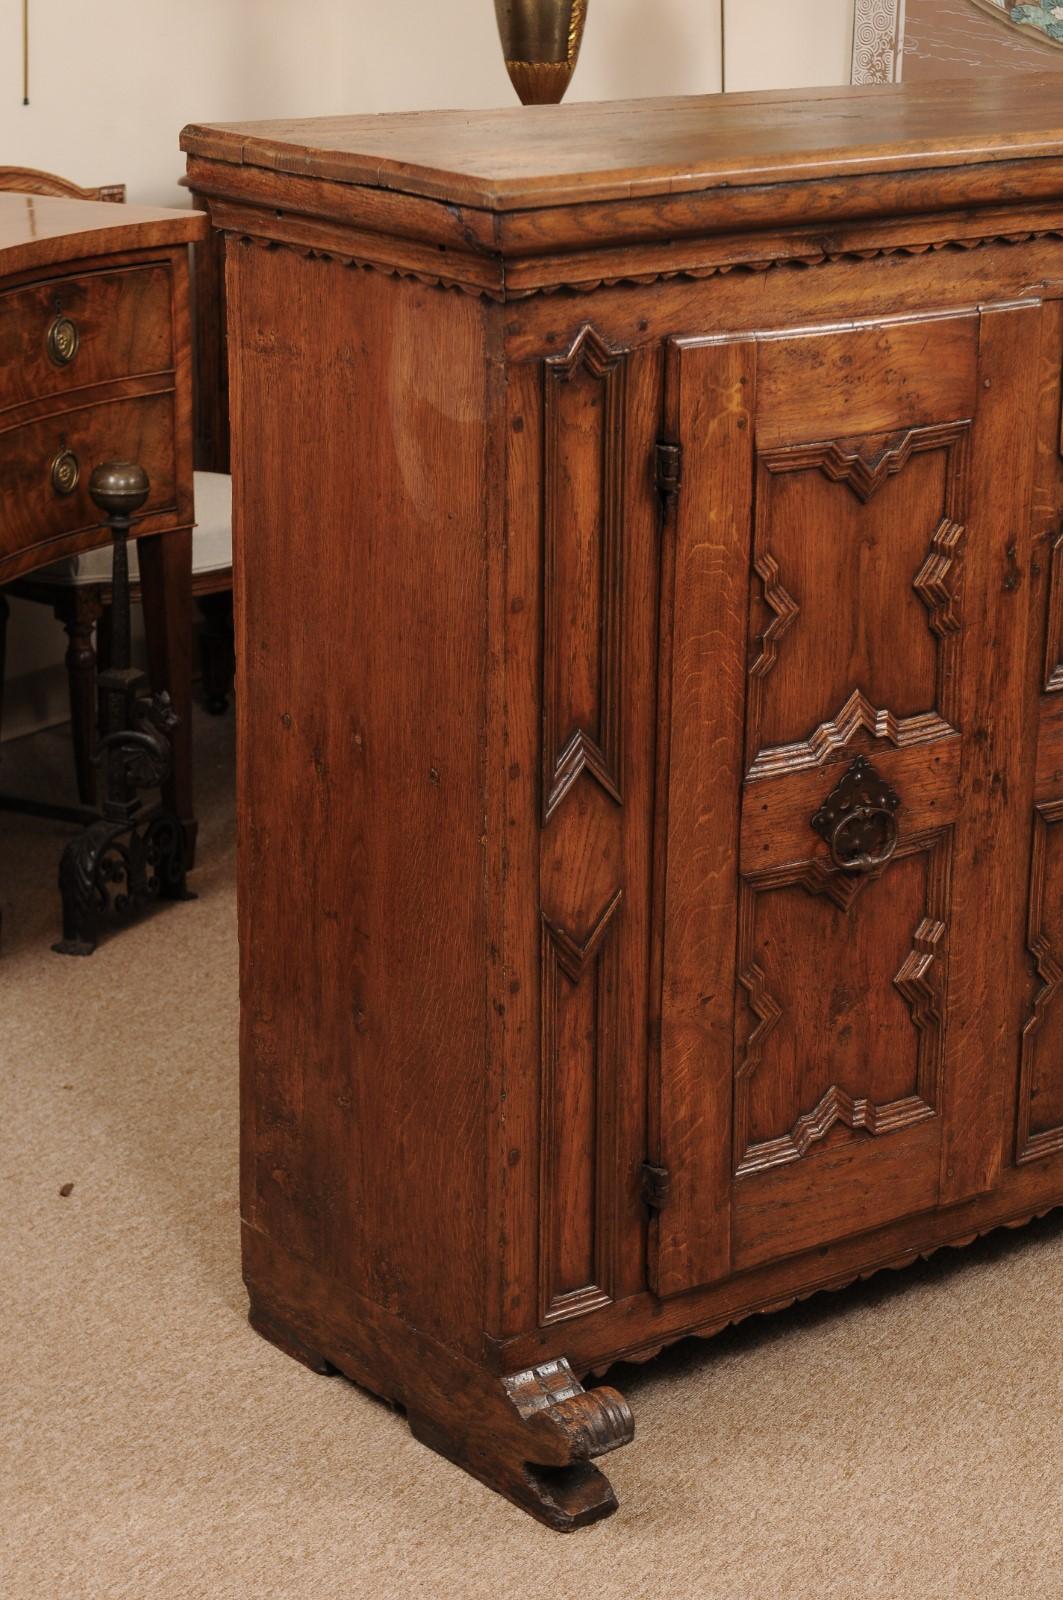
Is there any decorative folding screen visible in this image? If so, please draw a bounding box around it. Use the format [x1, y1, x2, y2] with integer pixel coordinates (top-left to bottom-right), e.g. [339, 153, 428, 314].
[853, 0, 1063, 83]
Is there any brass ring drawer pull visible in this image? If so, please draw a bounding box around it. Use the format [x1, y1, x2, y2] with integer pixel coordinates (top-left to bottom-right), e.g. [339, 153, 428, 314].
[46, 314, 80, 367]
[50, 448, 80, 497]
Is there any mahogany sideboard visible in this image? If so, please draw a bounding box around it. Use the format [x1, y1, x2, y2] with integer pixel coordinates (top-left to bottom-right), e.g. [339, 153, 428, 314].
[184, 77, 1063, 1529]
[0, 193, 206, 855]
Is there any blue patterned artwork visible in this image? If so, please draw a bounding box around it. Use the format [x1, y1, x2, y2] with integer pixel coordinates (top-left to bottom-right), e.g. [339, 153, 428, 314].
[1010, 5, 1063, 42]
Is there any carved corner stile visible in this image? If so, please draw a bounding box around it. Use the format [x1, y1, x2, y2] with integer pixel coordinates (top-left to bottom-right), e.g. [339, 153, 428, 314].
[539, 891, 623, 1325]
[541, 324, 630, 825]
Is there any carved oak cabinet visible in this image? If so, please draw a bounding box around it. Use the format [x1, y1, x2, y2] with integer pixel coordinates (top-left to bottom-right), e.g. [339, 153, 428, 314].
[183, 78, 1063, 1528]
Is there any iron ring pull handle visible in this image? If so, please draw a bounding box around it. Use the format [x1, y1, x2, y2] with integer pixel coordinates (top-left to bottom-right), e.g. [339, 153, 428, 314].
[829, 803, 899, 874]
[811, 755, 903, 875]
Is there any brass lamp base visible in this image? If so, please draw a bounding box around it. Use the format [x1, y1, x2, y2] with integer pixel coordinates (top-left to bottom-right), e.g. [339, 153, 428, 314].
[494, 0, 588, 105]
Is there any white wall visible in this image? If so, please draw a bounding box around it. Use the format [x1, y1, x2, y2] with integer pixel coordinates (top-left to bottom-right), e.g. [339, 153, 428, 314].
[0, 2, 344, 739]
[0, 0, 865, 205]
[336, 0, 722, 110]
[2, 0, 853, 742]
[724, 0, 855, 90]
[0, 0, 350, 205]
[0, 0, 729, 204]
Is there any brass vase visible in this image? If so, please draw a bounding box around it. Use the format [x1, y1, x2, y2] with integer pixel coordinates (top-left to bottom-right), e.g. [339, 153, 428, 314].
[493, 0, 588, 105]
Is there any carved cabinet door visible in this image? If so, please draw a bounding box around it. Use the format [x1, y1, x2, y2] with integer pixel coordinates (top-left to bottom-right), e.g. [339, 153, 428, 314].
[651, 302, 1043, 1300]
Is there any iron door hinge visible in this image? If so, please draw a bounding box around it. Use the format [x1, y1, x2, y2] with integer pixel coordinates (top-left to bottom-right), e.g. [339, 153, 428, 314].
[655, 440, 682, 505]
[640, 1161, 671, 1213]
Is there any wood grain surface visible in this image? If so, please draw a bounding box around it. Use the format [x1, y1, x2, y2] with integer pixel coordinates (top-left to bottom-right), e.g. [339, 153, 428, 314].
[182, 75, 1063, 209]
[0, 192, 204, 279]
[201, 80, 1063, 1528]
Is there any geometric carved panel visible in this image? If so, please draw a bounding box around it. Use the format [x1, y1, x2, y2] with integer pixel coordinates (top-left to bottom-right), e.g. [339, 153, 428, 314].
[734, 829, 951, 1177]
[764, 425, 965, 505]
[1017, 800, 1063, 1163]
[539, 889, 622, 1323]
[541, 324, 629, 823]
[747, 422, 971, 775]
[747, 688, 956, 783]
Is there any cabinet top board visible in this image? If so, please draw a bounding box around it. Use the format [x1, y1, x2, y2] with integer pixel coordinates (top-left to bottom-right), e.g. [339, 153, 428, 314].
[0, 192, 206, 279]
[181, 75, 1063, 212]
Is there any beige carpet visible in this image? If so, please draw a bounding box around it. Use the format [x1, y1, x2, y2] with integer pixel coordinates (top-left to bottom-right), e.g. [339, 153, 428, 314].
[4, 709, 1063, 1600]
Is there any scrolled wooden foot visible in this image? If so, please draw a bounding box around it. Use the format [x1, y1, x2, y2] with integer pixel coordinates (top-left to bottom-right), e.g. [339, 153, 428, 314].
[241, 1234, 634, 1530]
[410, 1358, 634, 1531]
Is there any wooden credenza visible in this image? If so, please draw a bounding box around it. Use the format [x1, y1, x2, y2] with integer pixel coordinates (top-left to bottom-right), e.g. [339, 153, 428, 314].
[0, 193, 205, 852]
[184, 77, 1063, 1529]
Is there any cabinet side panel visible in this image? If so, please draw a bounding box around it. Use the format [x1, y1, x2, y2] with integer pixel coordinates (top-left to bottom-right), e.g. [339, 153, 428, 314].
[229, 244, 489, 1354]
[489, 333, 660, 1340]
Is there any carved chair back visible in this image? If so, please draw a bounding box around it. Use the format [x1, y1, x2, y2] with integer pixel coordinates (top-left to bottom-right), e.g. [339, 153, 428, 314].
[0, 166, 125, 203]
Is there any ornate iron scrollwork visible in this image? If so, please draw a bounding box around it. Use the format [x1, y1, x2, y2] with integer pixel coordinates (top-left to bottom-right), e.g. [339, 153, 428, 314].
[53, 461, 193, 956]
[811, 755, 901, 874]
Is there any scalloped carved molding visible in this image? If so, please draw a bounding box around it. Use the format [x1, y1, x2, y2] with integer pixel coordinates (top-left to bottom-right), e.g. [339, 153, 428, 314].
[526, 227, 1063, 299]
[229, 232, 501, 301]
[225, 222, 1063, 303]
[582, 1204, 1062, 1378]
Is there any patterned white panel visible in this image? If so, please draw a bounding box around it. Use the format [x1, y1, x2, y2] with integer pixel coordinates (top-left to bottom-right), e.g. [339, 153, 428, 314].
[852, 0, 906, 81]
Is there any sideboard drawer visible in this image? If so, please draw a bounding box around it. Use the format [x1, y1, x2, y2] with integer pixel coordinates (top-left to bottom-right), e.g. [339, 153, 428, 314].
[0, 392, 178, 564]
[0, 263, 174, 414]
